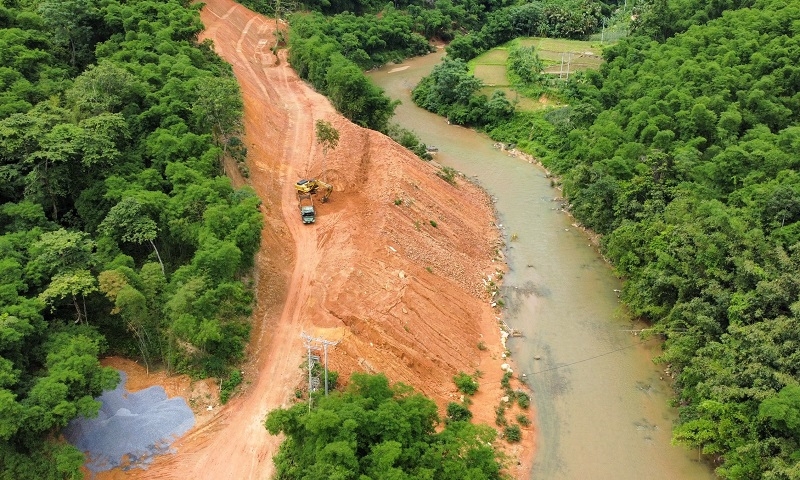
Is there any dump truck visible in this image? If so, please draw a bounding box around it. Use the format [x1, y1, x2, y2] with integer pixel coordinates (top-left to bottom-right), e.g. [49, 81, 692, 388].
[298, 193, 315, 224]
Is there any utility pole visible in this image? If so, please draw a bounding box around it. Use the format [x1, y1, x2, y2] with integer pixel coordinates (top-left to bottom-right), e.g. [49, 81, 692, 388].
[566, 52, 572, 80]
[301, 332, 340, 400]
[601, 17, 606, 43]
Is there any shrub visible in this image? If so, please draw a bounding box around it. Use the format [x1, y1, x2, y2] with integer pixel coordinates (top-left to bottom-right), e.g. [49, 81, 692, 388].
[220, 369, 243, 404]
[454, 371, 478, 395]
[324, 370, 339, 391]
[446, 402, 473, 423]
[516, 391, 530, 409]
[495, 403, 507, 426]
[505, 424, 522, 442]
[437, 166, 457, 185]
[517, 414, 530, 426]
[501, 371, 513, 389]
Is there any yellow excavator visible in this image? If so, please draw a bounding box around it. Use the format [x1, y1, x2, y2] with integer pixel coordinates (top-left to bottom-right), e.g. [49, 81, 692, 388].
[294, 179, 333, 224]
[295, 178, 333, 203]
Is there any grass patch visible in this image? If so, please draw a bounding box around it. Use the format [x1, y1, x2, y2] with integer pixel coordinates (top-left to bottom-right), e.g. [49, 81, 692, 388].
[476, 48, 510, 65]
[474, 64, 510, 86]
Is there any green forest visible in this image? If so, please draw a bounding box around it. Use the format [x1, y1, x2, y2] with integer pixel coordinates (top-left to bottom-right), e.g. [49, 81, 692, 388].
[487, 1, 800, 477]
[0, 0, 261, 476]
[412, 0, 800, 477]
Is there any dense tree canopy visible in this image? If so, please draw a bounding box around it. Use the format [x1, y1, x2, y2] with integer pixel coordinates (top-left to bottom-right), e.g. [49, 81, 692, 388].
[412, 56, 514, 128]
[478, 0, 800, 476]
[0, 1, 262, 476]
[265, 373, 505, 480]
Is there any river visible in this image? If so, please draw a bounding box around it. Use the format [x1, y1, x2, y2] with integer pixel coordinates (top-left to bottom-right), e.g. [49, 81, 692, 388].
[368, 50, 715, 480]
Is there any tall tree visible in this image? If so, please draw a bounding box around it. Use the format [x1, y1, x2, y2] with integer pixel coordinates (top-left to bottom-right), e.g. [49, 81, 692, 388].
[192, 76, 243, 160]
[99, 197, 165, 274]
[38, 269, 97, 324]
[314, 119, 339, 181]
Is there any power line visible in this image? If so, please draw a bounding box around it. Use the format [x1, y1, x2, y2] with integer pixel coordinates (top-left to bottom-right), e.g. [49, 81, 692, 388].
[529, 340, 649, 375]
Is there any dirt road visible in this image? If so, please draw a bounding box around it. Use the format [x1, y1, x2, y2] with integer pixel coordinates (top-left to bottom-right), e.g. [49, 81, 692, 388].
[106, 1, 533, 478]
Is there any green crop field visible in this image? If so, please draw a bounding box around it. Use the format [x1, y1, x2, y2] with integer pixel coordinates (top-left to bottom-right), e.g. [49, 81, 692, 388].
[475, 48, 509, 65]
[474, 64, 509, 86]
[470, 37, 610, 112]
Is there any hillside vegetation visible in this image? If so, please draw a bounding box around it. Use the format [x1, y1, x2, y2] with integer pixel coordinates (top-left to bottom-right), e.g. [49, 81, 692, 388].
[486, 0, 800, 477]
[0, 1, 261, 476]
[266, 373, 504, 480]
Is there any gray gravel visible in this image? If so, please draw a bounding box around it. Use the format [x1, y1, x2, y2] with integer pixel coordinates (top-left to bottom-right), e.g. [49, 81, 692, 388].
[64, 371, 195, 473]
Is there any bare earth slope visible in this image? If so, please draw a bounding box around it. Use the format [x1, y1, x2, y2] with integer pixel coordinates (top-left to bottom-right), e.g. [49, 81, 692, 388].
[109, 1, 532, 478]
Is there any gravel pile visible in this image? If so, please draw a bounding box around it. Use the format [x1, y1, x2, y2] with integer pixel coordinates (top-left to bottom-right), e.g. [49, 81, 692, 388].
[64, 372, 195, 473]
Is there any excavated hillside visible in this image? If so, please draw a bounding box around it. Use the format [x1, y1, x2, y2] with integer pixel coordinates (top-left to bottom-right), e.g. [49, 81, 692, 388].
[98, 0, 534, 478]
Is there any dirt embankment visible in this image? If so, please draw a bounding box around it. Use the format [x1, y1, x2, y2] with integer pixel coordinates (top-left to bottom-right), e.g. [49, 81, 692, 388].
[98, 1, 534, 478]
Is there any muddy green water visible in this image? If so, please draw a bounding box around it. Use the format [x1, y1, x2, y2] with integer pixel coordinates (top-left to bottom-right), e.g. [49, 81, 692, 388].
[368, 50, 715, 480]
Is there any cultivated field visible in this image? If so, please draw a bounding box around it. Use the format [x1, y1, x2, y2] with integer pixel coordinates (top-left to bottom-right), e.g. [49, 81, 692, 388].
[470, 37, 610, 111]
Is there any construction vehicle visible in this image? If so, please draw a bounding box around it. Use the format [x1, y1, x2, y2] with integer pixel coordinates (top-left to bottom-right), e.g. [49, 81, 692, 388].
[295, 178, 333, 203]
[298, 193, 316, 224]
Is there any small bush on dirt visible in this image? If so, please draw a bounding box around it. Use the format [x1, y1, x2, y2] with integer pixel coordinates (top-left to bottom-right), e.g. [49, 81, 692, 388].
[501, 371, 513, 390]
[386, 123, 432, 160]
[220, 369, 243, 404]
[477, 340, 487, 351]
[495, 403, 507, 426]
[504, 424, 522, 443]
[454, 371, 478, 395]
[517, 414, 530, 426]
[437, 166, 457, 185]
[394, 198, 403, 205]
[516, 391, 531, 409]
[446, 402, 473, 423]
[429, 220, 438, 228]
